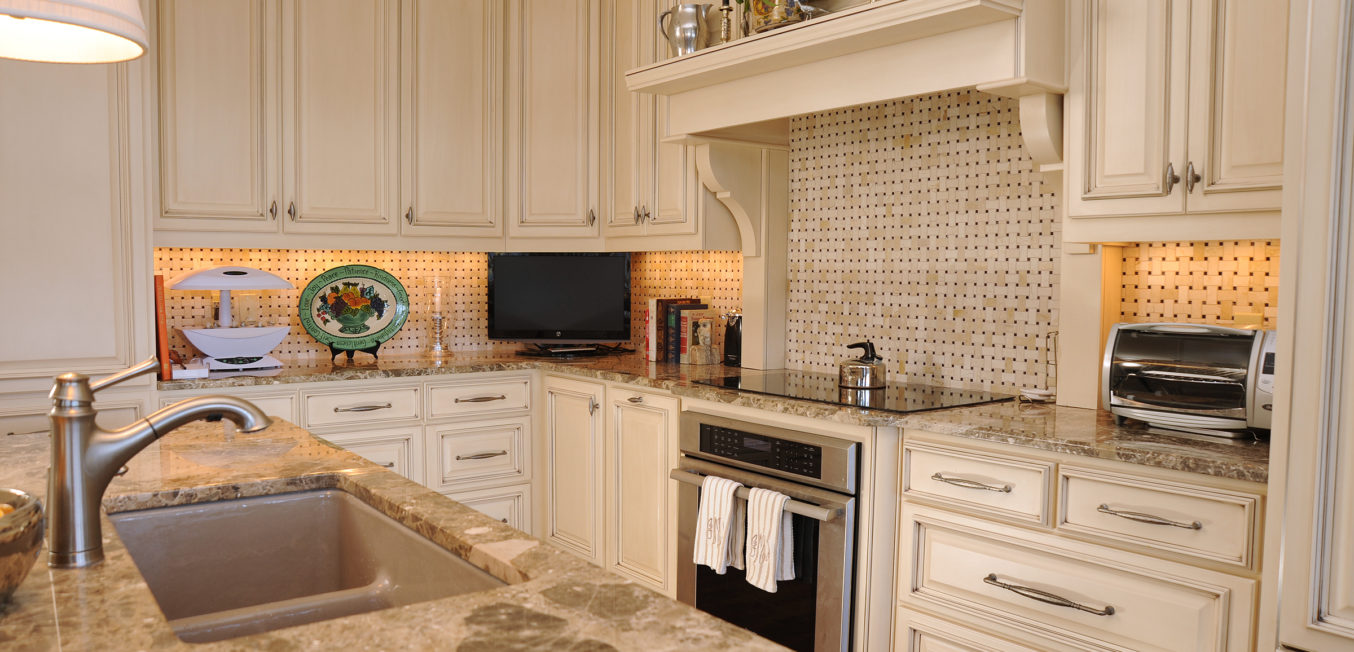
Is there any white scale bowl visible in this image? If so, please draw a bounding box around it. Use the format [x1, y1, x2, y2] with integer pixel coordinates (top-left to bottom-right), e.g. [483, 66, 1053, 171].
[180, 326, 289, 359]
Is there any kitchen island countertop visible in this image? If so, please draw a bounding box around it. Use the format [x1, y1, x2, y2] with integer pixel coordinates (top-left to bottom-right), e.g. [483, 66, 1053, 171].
[0, 419, 786, 651]
[160, 351, 1270, 483]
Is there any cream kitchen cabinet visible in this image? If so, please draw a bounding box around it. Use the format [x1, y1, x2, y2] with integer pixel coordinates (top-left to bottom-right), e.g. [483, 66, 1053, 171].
[320, 425, 424, 483]
[504, 0, 603, 248]
[153, 0, 401, 238]
[1064, 0, 1288, 242]
[0, 53, 154, 395]
[539, 374, 679, 595]
[398, 0, 505, 240]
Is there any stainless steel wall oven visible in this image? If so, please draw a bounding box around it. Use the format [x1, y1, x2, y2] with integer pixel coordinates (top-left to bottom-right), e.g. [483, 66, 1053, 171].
[672, 412, 859, 652]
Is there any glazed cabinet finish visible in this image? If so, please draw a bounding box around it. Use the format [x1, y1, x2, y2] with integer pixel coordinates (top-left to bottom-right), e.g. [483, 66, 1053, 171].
[399, 0, 504, 238]
[1067, 0, 1287, 228]
[281, 0, 399, 234]
[541, 374, 605, 564]
[505, 0, 602, 242]
[0, 58, 149, 387]
[604, 387, 679, 596]
[155, 0, 277, 231]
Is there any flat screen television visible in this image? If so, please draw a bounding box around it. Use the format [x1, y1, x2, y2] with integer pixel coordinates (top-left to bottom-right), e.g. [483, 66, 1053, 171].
[487, 252, 631, 344]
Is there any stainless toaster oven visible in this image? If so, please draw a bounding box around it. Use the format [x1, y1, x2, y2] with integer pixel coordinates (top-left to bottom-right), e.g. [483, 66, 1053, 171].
[1102, 323, 1276, 438]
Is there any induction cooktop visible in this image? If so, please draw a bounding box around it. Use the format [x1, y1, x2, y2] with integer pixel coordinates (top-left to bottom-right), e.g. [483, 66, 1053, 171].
[694, 370, 1014, 415]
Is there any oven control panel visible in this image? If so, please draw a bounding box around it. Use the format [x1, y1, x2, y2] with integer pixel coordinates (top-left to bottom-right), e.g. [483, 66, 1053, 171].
[699, 424, 821, 479]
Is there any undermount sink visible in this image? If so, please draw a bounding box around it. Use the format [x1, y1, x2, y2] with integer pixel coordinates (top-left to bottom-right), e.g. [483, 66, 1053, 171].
[108, 489, 505, 643]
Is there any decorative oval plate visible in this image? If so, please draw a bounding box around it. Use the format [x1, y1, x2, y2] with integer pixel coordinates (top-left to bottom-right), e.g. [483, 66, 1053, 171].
[298, 265, 409, 351]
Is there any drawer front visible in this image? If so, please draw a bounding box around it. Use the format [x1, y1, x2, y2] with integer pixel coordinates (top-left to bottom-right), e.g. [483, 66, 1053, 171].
[1058, 466, 1260, 568]
[895, 610, 1041, 652]
[902, 506, 1255, 652]
[443, 484, 530, 532]
[162, 392, 297, 423]
[303, 386, 419, 428]
[427, 417, 529, 490]
[427, 376, 531, 420]
[904, 442, 1053, 525]
[321, 426, 422, 484]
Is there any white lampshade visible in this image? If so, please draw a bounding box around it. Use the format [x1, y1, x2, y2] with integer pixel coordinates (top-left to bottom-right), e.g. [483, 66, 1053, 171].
[0, 0, 148, 64]
[170, 266, 293, 291]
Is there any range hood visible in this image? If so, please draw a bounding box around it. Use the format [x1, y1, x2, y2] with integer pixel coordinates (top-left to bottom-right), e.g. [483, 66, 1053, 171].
[626, 0, 1064, 171]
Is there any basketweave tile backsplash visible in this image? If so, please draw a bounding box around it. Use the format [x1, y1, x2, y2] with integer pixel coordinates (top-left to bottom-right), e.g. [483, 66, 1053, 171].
[1119, 241, 1280, 329]
[785, 91, 1062, 392]
[153, 248, 741, 360]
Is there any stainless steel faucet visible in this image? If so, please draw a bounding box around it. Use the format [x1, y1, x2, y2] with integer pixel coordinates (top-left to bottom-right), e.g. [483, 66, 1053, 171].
[47, 357, 272, 568]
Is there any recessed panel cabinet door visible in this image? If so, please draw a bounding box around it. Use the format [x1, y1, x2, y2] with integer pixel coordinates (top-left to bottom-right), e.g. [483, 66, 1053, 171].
[606, 390, 679, 595]
[282, 0, 398, 234]
[601, 0, 650, 237]
[507, 0, 600, 239]
[400, 0, 503, 237]
[0, 62, 140, 381]
[1184, 0, 1287, 213]
[156, 0, 279, 232]
[543, 376, 604, 564]
[1070, 0, 1189, 217]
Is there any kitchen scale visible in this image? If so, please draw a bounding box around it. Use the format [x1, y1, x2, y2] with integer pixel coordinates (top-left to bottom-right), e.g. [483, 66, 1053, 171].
[170, 266, 294, 371]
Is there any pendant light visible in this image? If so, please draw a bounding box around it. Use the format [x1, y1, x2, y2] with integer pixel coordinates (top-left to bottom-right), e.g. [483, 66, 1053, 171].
[0, 0, 147, 63]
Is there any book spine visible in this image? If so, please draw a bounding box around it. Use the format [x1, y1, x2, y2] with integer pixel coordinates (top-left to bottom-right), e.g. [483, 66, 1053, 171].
[680, 314, 691, 363]
[668, 304, 679, 362]
[154, 275, 171, 380]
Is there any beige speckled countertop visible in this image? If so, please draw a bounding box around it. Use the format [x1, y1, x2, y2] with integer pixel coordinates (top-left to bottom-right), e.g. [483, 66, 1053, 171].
[0, 420, 785, 651]
[159, 351, 1270, 484]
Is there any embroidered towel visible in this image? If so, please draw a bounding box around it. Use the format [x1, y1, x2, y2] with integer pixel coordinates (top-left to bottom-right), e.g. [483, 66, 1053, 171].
[744, 487, 794, 592]
[692, 475, 743, 574]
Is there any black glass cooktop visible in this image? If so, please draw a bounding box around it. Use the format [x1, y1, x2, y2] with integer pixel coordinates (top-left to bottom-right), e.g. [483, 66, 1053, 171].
[694, 370, 1014, 415]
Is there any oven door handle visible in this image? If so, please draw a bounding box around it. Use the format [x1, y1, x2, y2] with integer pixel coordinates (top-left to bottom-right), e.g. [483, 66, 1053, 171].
[668, 468, 841, 522]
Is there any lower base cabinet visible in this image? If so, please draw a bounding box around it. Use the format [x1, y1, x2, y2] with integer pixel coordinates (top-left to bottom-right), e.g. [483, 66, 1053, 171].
[540, 374, 679, 596]
[444, 483, 532, 533]
[320, 426, 424, 485]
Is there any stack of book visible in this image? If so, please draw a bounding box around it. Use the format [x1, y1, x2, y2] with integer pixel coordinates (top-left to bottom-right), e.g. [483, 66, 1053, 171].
[644, 298, 719, 364]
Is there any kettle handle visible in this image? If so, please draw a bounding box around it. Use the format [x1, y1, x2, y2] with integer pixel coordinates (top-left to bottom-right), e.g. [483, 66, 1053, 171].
[658, 8, 676, 48]
[847, 341, 880, 361]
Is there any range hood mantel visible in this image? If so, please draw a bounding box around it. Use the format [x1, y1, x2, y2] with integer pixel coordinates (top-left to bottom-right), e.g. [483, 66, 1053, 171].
[626, 0, 1064, 170]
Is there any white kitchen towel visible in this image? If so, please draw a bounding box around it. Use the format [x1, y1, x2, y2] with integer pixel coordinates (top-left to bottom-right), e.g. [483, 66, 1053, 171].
[744, 487, 795, 592]
[692, 475, 744, 574]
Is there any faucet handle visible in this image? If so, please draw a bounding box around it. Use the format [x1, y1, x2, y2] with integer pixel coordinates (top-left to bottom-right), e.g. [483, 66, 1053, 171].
[90, 357, 159, 394]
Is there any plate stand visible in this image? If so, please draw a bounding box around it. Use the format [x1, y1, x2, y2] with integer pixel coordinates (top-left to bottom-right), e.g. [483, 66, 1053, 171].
[329, 342, 382, 364]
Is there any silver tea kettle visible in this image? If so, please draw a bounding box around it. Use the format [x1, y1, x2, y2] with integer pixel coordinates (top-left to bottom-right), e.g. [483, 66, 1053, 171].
[838, 341, 886, 389]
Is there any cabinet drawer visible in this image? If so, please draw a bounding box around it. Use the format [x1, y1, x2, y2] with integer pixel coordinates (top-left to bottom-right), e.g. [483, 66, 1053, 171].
[894, 609, 1041, 652]
[426, 376, 530, 420]
[903, 442, 1053, 525]
[1058, 466, 1260, 568]
[303, 386, 419, 428]
[442, 484, 530, 533]
[901, 505, 1255, 652]
[321, 426, 422, 484]
[426, 417, 529, 490]
[162, 392, 297, 423]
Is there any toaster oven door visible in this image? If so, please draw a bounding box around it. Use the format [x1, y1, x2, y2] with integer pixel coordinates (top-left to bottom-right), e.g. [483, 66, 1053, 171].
[1106, 328, 1256, 418]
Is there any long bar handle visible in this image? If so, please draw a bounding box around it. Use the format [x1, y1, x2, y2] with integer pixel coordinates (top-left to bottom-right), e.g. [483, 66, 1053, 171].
[931, 472, 1011, 493]
[983, 574, 1115, 616]
[456, 450, 508, 461]
[667, 468, 839, 522]
[333, 402, 392, 413]
[454, 395, 506, 404]
[1097, 504, 1202, 530]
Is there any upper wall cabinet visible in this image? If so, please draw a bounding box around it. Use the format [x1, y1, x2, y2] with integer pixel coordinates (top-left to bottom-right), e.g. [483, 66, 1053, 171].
[155, 0, 400, 237]
[504, 0, 603, 247]
[399, 0, 504, 238]
[1064, 0, 1287, 243]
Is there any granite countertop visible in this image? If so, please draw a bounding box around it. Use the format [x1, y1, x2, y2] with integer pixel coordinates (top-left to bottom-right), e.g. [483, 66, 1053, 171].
[0, 421, 784, 651]
[160, 352, 1270, 484]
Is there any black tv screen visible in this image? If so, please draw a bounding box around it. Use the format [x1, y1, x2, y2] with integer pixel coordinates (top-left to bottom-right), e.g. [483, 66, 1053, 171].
[487, 253, 631, 343]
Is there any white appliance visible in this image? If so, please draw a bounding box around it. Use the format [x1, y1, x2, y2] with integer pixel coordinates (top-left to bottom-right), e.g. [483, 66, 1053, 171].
[170, 266, 293, 371]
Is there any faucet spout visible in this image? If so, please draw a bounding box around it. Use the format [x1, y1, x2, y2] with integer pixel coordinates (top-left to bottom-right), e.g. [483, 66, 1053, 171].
[47, 361, 274, 568]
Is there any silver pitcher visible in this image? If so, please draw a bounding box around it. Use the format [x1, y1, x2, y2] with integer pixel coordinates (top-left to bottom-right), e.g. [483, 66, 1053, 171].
[659, 3, 714, 56]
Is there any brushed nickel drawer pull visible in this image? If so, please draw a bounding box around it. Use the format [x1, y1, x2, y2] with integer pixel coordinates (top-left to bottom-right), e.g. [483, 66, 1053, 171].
[333, 402, 393, 413]
[1186, 161, 1202, 193]
[456, 450, 508, 461]
[379, 461, 396, 468]
[1097, 504, 1202, 530]
[983, 574, 1115, 616]
[1164, 162, 1181, 193]
[269, 200, 278, 219]
[931, 472, 1012, 493]
[627, 395, 644, 404]
[454, 394, 507, 404]
[287, 201, 297, 220]
[7, 429, 46, 436]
